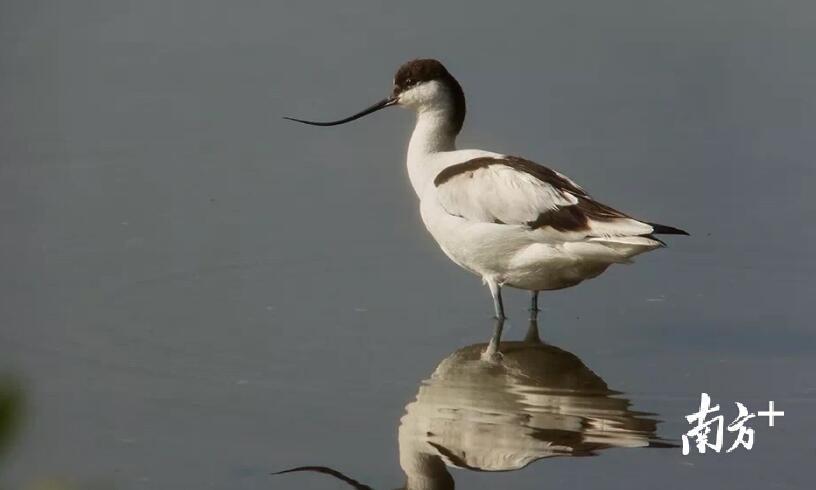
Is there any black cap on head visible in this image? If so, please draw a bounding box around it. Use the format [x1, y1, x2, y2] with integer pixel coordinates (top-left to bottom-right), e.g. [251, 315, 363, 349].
[393, 59, 451, 92]
[392, 59, 466, 134]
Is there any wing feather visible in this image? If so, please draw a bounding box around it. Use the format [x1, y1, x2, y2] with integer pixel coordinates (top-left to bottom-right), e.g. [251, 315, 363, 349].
[434, 156, 654, 239]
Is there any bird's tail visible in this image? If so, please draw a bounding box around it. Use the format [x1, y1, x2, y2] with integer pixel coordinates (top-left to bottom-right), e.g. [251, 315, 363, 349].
[587, 235, 665, 259]
[647, 222, 689, 236]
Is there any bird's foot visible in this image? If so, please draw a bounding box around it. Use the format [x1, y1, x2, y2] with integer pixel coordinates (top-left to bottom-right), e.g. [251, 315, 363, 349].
[481, 339, 504, 363]
[481, 348, 504, 363]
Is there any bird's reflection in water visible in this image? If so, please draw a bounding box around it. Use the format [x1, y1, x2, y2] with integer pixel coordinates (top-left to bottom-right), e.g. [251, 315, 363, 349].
[276, 319, 673, 489]
[398, 318, 673, 489]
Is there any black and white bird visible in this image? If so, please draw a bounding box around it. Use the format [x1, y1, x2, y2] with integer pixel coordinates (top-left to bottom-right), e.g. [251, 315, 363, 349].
[286, 59, 687, 353]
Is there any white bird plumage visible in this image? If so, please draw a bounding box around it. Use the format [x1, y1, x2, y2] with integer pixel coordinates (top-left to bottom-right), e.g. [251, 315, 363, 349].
[286, 58, 687, 354]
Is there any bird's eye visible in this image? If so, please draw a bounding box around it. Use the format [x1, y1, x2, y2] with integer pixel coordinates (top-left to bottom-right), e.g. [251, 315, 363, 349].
[405, 78, 414, 86]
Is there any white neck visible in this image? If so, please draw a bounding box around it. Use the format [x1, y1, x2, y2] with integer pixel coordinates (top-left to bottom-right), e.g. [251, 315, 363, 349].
[406, 108, 458, 197]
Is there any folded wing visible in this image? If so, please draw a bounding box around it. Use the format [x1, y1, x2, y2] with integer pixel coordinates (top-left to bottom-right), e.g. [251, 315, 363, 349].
[433, 156, 656, 239]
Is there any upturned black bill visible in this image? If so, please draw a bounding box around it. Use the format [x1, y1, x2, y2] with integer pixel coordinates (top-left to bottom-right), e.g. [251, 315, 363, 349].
[283, 97, 397, 126]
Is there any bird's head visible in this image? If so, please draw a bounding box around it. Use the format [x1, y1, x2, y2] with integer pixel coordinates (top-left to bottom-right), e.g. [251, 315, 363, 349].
[285, 58, 466, 134]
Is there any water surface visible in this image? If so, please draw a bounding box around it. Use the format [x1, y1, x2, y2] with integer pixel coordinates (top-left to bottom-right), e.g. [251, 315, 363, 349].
[1, 1, 814, 488]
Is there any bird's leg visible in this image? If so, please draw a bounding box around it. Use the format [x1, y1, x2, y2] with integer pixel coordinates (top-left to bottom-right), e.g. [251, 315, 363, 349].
[483, 279, 506, 361]
[482, 317, 505, 361]
[486, 279, 505, 321]
[529, 291, 540, 320]
[523, 317, 542, 344]
[523, 291, 543, 343]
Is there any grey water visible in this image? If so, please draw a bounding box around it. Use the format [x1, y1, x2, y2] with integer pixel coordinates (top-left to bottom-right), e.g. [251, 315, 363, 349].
[1, 1, 814, 489]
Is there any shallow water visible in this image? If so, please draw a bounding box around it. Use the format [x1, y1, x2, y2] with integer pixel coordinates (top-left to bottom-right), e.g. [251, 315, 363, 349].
[1, 1, 814, 489]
